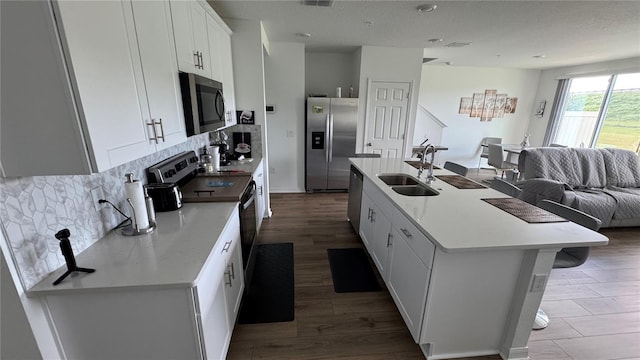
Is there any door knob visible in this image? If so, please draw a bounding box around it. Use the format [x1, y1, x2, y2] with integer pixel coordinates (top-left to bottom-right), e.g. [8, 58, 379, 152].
[366, 142, 372, 146]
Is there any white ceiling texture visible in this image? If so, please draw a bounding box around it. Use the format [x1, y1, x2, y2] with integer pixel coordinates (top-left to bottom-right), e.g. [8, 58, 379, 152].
[208, 0, 640, 69]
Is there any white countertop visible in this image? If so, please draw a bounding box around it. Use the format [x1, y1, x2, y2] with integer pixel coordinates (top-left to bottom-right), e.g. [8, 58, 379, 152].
[350, 158, 609, 252]
[28, 202, 238, 296]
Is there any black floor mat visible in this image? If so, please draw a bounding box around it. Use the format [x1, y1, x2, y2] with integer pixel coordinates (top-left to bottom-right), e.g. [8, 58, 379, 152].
[238, 243, 294, 324]
[327, 248, 381, 293]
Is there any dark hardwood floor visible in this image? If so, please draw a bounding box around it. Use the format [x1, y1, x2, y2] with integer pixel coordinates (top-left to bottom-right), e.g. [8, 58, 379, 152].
[227, 192, 640, 360]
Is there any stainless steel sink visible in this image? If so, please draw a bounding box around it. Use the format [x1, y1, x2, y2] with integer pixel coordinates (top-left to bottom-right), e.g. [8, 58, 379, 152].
[392, 184, 440, 196]
[378, 174, 420, 186]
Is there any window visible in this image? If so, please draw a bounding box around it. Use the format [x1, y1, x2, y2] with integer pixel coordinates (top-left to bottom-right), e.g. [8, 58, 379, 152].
[550, 73, 640, 153]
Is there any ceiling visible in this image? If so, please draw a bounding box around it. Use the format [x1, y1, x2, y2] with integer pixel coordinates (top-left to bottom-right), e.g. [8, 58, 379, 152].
[208, 0, 640, 70]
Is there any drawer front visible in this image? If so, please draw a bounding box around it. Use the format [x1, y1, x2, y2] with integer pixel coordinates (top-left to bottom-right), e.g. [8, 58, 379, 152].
[363, 176, 394, 219]
[392, 209, 435, 268]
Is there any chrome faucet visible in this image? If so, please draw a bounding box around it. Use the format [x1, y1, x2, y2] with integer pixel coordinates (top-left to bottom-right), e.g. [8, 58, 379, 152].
[418, 144, 437, 183]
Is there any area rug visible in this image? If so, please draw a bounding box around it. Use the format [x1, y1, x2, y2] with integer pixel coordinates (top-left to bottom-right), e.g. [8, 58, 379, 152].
[327, 248, 381, 293]
[238, 243, 294, 324]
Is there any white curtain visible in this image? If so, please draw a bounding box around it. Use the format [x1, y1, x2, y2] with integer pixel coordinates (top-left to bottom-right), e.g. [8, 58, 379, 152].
[542, 79, 570, 146]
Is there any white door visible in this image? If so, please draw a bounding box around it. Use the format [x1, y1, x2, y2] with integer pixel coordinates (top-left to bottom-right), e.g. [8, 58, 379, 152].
[364, 81, 411, 158]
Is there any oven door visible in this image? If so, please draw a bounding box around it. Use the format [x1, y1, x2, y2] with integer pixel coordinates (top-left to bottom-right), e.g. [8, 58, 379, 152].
[239, 181, 257, 287]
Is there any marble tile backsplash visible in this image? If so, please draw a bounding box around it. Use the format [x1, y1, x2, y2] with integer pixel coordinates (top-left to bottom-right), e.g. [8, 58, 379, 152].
[212, 124, 263, 158]
[0, 134, 209, 290]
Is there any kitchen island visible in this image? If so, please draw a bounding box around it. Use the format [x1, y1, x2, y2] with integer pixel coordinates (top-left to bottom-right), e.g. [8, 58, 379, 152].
[349, 157, 609, 360]
[28, 202, 243, 359]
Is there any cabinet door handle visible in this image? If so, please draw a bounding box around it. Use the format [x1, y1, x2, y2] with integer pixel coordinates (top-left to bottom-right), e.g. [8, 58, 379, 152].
[198, 52, 204, 70]
[387, 233, 393, 247]
[224, 270, 232, 286]
[194, 51, 200, 68]
[258, 186, 263, 196]
[230, 262, 235, 280]
[147, 120, 160, 144]
[156, 118, 165, 142]
[222, 241, 231, 253]
[401, 228, 412, 238]
[367, 208, 372, 220]
[370, 210, 376, 223]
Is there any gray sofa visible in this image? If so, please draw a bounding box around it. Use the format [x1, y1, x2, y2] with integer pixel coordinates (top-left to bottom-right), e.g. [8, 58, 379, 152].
[517, 147, 640, 228]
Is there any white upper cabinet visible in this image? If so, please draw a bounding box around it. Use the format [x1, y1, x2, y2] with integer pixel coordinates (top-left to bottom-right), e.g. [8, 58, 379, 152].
[206, 15, 223, 83]
[0, 0, 185, 176]
[218, 25, 237, 127]
[170, 0, 211, 78]
[130, 1, 186, 150]
[169, 0, 236, 128]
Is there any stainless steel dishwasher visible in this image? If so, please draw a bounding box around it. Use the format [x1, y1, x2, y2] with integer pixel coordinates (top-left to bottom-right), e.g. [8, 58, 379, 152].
[348, 154, 380, 234]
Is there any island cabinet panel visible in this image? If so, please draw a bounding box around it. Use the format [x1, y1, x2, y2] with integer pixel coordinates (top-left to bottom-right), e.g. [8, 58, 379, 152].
[420, 249, 525, 358]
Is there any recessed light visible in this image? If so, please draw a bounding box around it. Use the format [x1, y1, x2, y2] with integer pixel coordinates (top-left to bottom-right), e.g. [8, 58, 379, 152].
[417, 4, 437, 13]
[363, 20, 374, 27]
[445, 61, 453, 66]
[533, 54, 546, 59]
[295, 32, 311, 38]
[427, 38, 443, 43]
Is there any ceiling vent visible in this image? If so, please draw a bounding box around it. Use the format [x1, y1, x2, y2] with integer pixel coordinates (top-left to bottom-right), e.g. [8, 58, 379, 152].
[445, 42, 472, 48]
[302, 0, 334, 6]
[423, 58, 438, 63]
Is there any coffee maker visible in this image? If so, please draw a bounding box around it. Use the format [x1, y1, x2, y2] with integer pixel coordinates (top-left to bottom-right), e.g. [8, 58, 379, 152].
[210, 130, 232, 166]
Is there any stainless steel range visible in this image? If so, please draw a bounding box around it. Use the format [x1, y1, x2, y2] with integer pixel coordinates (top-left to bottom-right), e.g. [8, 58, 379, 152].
[146, 151, 258, 288]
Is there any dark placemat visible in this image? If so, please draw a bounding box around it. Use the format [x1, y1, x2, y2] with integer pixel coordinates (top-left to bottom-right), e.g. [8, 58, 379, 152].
[238, 243, 294, 324]
[482, 198, 569, 224]
[404, 160, 440, 170]
[327, 248, 381, 293]
[436, 175, 487, 189]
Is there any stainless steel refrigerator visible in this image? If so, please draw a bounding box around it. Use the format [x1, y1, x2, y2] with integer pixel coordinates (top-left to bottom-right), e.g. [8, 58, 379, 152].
[306, 97, 358, 191]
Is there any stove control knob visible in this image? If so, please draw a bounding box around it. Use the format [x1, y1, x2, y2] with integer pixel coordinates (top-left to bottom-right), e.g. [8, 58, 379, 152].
[190, 156, 198, 163]
[163, 171, 171, 179]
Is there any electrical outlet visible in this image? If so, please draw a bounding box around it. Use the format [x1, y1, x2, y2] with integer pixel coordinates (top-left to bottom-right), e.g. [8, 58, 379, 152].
[90, 187, 105, 212]
[530, 274, 548, 292]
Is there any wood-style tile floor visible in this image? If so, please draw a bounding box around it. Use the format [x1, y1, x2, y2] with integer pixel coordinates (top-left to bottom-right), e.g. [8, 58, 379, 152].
[227, 192, 640, 360]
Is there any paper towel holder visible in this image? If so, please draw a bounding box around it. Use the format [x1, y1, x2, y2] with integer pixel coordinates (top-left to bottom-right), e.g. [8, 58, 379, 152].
[119, 198, 156, 236]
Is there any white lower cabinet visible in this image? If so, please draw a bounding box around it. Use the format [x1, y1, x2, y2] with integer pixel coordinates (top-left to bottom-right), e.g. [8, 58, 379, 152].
[42, 209, 243, 359]
[358, 190, 375, 252]
[359, 177, 435, 342]
[387, 226, 432, 342]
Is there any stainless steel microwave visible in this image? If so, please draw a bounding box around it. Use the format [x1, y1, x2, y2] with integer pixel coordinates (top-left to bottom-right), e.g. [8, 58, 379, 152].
[178, 72, 225, 136]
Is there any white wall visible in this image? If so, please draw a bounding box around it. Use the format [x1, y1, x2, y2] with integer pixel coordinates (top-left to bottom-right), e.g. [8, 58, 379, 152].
[357, 46, 424, 156]
[305, 52, 359, 97]
[526, 57, 640, 146]
[265, 42, 306, 192]
[418, 65, 541, 168]
[227, 18, 272, 212]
